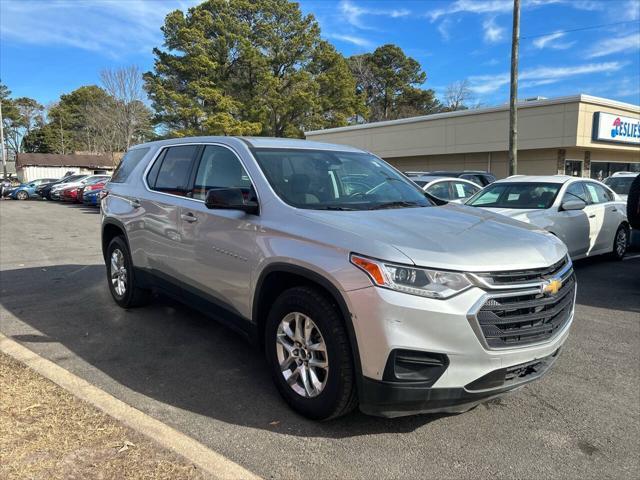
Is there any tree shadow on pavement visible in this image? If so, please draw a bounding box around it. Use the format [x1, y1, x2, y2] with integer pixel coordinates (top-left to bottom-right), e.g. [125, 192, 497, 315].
[0, 264, 448, 438]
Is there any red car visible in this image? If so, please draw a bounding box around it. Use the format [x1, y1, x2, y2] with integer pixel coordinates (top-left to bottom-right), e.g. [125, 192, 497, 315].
[61, 186, 81, 202]
[77, 181, 107, 203]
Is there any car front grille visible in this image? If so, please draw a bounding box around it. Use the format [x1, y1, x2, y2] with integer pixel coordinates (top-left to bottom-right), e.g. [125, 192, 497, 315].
[473, 256, 569, 286]
[471, 259, 576, 349]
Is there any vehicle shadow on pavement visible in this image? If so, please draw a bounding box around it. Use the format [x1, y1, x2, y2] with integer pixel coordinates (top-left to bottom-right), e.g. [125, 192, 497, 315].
[0, 264, 446, 437]
[572, 256, 640, 314]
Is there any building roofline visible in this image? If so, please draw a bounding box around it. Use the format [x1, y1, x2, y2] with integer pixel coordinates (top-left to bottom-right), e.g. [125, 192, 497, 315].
[305, 94, 640, 136]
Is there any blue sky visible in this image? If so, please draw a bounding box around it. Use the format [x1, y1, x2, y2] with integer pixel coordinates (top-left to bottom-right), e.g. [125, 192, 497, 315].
[1, 0, 639, 108]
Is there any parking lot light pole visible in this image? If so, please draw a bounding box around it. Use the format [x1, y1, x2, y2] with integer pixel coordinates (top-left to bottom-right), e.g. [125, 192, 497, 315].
[509, 0, 520, 176]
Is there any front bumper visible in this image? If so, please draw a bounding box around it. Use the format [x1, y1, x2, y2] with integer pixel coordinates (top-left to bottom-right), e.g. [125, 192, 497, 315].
[360, 348, 561, 417]
[346, 284, 573, 417]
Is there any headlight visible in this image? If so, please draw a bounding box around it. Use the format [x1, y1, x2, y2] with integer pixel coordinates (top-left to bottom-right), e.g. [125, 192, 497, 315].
[350, 254, 472, 299]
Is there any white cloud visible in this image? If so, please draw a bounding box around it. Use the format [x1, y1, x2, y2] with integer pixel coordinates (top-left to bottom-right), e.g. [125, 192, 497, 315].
[339, 0, 410, 29]
[483, 18, 505, 43]
[437, 18, 453, 41]
[532, 32, 575, 50]
[429, 0, 512, 21]
[0, 0, 201, 57]
[586, 33, 640, 58]
[326, 33, 372, 48]
[468, 62, 625, 94]
[626, 0, 640, 20]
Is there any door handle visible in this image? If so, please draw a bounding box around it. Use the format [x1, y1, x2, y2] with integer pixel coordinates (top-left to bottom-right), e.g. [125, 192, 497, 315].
[588, 214, 596, 218]
[181, 212, 198, 223]
[610, 207, 617, 212]
[130, 198, 141, 208]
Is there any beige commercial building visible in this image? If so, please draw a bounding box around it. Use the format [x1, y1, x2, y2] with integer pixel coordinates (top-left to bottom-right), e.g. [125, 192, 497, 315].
[305, 94, 640, 180]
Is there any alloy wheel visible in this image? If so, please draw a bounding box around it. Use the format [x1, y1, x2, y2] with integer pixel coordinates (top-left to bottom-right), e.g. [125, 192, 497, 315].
[110, 248, 127, 296]
[276, 312, 329, 398]
[616, 228, 627, 257]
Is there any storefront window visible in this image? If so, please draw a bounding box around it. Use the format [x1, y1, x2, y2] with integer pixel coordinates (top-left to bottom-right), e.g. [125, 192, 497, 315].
[564, 160, 583, 177]
[591, 162, 640, 181]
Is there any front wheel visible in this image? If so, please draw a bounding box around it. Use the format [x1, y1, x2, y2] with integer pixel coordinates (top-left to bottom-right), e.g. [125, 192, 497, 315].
[610, 224, 629, 260]
[16, 190, 28, 200]
[265, 286, 357, 420]
[106, 236, 149, 308]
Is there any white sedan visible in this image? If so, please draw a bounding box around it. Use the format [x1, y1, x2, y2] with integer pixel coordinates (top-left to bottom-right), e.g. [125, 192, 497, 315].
[411, 176, 481, 203]
[466, 175, 629, 260]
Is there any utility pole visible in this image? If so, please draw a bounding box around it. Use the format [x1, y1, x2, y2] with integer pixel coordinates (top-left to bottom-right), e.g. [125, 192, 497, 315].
[508, 0, 520, 176]
[0, 99, 6, 179]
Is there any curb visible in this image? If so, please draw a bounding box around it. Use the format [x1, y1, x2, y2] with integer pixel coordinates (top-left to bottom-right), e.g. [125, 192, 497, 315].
[0, 334, 261, 480]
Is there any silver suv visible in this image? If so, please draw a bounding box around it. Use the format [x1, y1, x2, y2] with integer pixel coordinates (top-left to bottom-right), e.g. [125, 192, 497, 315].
[101, 137, 575, 420]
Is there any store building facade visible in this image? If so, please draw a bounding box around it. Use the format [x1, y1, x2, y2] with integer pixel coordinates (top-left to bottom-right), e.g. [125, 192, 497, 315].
[305, 94, 639, 180]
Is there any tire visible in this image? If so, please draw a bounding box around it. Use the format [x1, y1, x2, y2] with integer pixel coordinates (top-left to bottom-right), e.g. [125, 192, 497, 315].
[610, 224, 629, 260]
[106, 236, 150, 308]
[16, 190, 28, 200]
[265, 286, 358, 420]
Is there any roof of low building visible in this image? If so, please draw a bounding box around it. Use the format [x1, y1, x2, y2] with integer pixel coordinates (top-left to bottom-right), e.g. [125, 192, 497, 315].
[16, 153, 115, 169]
[305, 94, 640, 136]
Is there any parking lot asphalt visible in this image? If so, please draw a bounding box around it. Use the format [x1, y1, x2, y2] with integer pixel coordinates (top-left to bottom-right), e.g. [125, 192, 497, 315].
[1, 200, 639, 479]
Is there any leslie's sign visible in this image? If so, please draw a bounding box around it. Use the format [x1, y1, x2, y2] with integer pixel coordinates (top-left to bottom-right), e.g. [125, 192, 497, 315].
[593, 112, 640, 145]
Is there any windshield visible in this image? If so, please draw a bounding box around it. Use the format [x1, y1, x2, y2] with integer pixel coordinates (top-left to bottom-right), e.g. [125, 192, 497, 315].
[467, 182, 561, 209]
[252, 148, 431, 210]
[605, 176, 635, 195]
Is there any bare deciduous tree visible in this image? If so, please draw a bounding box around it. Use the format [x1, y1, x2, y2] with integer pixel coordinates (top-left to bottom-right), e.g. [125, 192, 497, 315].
[444, 79, 473, 111]
[99, 66, 152, 150]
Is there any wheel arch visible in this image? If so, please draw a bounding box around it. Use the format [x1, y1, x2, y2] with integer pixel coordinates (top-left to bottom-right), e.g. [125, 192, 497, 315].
[252, 263, 363, 384]
[101, 218, 129, 262]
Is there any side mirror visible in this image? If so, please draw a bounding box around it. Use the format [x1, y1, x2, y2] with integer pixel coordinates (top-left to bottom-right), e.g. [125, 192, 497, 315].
[205, 188, 259, 215]
[560, 199, 586, 211]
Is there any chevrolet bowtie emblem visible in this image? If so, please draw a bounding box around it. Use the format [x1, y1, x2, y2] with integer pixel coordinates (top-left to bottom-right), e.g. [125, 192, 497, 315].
[542, 279, 562, 296]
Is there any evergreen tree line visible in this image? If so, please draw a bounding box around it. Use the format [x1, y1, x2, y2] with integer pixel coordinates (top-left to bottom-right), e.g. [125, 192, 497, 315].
[1, 0, 474, 157]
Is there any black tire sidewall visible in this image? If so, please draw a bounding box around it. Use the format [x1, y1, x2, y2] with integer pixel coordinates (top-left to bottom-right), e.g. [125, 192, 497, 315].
[106, 236, 136, 308]
[612, 225, 628, 260]
[265, 287, 352, 420]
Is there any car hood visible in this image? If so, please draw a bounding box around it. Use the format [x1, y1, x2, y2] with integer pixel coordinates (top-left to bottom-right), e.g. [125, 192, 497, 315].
[296, 204, 567, 272]
[477, 207, 540, 219]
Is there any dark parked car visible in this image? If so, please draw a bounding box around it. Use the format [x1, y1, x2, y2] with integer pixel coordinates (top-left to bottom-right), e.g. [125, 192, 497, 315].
[37, 174, 84, 199]
[423, 170, 496, 186]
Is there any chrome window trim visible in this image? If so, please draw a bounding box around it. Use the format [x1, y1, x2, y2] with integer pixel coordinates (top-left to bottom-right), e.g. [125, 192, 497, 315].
[141, 142, 262, 207]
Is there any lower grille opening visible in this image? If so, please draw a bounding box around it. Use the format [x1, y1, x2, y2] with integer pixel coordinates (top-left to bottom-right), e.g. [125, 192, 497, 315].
[383, 349, 449, 384]
[465, 348, 560, 391]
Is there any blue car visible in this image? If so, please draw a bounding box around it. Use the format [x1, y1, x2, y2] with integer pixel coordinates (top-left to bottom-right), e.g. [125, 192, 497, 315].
[82, 188, 102, 207]
[10, 178, 59, 200]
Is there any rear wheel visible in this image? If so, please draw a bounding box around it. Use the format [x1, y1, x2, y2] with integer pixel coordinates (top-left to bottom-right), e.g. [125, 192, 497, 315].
[106, 236, 149, 308]
[265, 286, 357, 420]
[610, 224, 628, 260]
[16, 190, 28, 200]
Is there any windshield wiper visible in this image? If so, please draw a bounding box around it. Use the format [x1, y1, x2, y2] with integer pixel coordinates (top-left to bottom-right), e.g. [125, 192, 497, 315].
[369, 201, 424, 210]
[316, 205, 358, 211]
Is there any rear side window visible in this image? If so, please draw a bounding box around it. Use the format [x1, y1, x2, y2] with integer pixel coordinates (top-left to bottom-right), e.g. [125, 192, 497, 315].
[452, 181, 480, 199]
[147, 145, 198, 197]
[110, 148, 150, 183]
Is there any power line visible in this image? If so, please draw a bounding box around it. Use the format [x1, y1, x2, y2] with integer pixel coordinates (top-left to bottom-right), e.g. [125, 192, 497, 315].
[522, 20, 639, 39]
